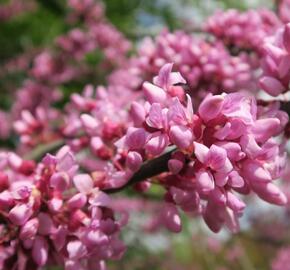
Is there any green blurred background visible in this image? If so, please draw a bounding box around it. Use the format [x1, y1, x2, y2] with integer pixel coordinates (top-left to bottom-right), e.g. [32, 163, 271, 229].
[0, 1, 282, 270]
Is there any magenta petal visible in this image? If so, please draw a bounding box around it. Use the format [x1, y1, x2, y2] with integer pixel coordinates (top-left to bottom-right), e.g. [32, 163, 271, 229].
[65, 260, 85, 270]
[259, 76, 285, 96]
[56, 147, 76, 171]
[251, 182, 287, 205]
[89, 190, 111, 207]
[51, 226, 67, 251]
[224, 208, 240, 233]
[130, 101, 146, 126]
[168, 159, 184, 174]
[32, 236, 48, 266]
[162, 203, 182, 233]
[226, 192, 246, 213]
[153, 63, 173, 88]
[242, 160, 272, 183]
[38, 213, 55, 235]
[228, 171, 245, 188]
[146, 103, 164, 129]
[198, 94, 224, 122]
[67, 193, 87, 209]
[48, 197, 63, 212]
[206, 144, 227, 170]
[283, 23, 290, 53]
[8, 203, 32, 226]
[50, 172, 70, 192]
[278, 55, 290, 78]
[193, 142, 209, 163]
[126, 151, 143, 172]
[169, 125, 193, 149]
[20, 218, 39, 240]
[196, 170, 215, 193]
[145, 133, 169, 156]
[125, 127, 147, 150]
[73, 174, 93, 194]
[67, 240, 87, 259]
[251, 118, 281, 143]
[143, 82, 167, 104]
[167, 98, 187, 125]
[203, 203, 223, 233]
[80, 114, 99, 132]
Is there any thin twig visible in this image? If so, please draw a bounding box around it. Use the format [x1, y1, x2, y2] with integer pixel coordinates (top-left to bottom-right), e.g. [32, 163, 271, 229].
[106, 146, 176, 193]
[24, 139, 64, 161]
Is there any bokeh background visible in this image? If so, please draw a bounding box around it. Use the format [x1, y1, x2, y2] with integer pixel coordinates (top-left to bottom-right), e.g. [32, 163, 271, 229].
[1, 1, 289, 270]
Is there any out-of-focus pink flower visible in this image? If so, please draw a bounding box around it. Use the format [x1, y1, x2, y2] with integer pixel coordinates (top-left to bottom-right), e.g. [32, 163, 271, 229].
[109, 30, 256, 102]
[0, 0, 36, 22]
[260, 23, 290, 96]
[204, 9, 281, 53]
[272, 246, 290, 270]
[0, 146, 127, 270]
[279, 0, 290, 23]
[118, 64, 288, 233]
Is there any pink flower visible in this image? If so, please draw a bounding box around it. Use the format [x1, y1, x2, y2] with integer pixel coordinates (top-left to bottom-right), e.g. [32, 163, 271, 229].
[260, 23, 290, 96]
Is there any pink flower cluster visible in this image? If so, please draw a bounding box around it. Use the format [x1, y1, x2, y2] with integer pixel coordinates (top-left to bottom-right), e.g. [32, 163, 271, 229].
[109, 30, 256, 101]
[59, 0, 130, 65]
[1, 0, 131, 146]
[2, 0, 290, 268]
[260, 23, 290, 96]
[14, 107, 60, 148]
[0, 0, 35, 22]
[0, 147, 126, 270]
[204, 9, 281, 53]
[118, 63, 288, 232]
[68, 0, 104, 24]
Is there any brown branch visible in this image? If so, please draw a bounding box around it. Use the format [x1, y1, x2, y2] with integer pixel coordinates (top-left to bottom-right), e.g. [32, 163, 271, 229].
[23, 138, 176, 194]
[281, 101, 290, 116]
[106, 147, 176, 193]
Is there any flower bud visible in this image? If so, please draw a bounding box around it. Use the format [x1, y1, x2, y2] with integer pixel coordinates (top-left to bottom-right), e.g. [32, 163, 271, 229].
[20, 218, 39, 240]
[126, 151, 142, 172]
[169, 125, 193, 149]
[198, 94, 224, 122]
[143, 82, 167, 104]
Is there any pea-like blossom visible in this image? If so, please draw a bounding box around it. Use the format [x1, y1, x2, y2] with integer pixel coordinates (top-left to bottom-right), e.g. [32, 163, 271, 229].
[119, 63, 288, 233]
[0, 147, 127, 270]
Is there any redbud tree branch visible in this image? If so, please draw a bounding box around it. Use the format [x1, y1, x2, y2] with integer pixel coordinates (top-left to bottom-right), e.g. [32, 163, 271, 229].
[106, 147, 176, 193]
[24, 98, 290, 193]
[24, 139, 176, 193]
[23, 97, 290, 194]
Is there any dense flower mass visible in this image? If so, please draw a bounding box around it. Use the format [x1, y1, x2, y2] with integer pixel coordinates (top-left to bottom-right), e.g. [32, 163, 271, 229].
[204, 9, 281, 53]
[116, 63, 288, 232]
[0, 147, 127, 270]
[109, 30, 256, 101]
[260, 23, 290, 96]
[1, 0, 290, 269]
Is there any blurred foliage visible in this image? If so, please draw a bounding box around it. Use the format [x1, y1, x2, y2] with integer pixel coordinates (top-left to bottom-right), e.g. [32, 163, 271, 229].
[0, 5, 65, 62]
[0, 1, 281, 270]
